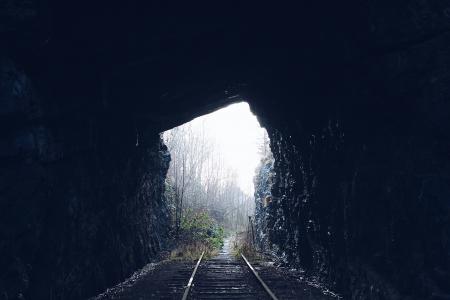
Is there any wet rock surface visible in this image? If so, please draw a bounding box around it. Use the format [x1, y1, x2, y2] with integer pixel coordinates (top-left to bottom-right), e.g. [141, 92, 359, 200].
[254, 155, 274, 252]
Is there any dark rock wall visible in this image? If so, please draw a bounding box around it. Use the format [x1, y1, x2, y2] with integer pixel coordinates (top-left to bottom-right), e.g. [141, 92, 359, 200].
[0, 57, 170, 300]
[249, 2, 450, 299]
[253, 155, 274, 252]
[254, 112, 450, 299]
[251, 43, 450, 299]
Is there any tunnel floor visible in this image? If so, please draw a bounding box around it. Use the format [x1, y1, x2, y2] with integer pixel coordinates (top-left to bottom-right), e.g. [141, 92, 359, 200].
[91, 238, 338, 300]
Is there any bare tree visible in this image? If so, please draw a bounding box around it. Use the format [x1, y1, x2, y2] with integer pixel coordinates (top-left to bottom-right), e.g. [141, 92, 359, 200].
[163, 120, 256, 233]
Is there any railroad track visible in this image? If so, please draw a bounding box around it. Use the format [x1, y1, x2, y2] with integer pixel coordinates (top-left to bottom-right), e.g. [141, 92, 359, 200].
[182, 240, 279, 300]
[93, 238, 337, 299]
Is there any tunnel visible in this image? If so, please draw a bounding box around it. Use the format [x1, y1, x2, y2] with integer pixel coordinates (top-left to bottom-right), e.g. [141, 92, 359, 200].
[2, 1, 450, 299]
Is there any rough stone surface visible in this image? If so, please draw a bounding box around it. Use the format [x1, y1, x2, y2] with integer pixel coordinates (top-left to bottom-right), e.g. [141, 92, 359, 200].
[253, 155, 274, 253]
[260, 114, 450, 298]
[0, 57, 171, 299]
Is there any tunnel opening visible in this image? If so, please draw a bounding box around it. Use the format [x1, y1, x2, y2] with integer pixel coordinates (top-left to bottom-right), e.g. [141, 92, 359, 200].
[161, 102, 273, 258]
[3, 2, 450, 298]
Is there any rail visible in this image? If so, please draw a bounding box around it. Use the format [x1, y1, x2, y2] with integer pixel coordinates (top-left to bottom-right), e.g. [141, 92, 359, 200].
[241, 253, 279, 300]
[181, 250, 279, 300]
[181, 251, 205, 300]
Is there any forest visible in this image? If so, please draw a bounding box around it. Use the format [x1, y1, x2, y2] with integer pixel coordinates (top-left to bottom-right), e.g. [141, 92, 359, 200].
[163, 111, 271, 256]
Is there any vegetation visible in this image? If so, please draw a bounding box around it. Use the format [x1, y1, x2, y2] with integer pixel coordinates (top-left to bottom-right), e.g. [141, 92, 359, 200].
[163, 121, 254, 234]
[170, 210, 225, 260]
[163, 109, 272, 260]
[231, 231, 261, 261]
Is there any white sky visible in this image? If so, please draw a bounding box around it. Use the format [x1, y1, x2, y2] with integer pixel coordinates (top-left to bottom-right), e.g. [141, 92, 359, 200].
[178, 102, 267, 195]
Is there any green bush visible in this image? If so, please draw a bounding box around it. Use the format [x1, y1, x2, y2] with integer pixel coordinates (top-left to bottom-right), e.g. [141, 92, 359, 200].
[181, 210, 224, 250]
[169, 209, 225, 260]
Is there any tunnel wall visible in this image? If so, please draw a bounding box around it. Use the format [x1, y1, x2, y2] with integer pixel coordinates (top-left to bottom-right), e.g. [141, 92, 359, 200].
[254, 112, 450, 299]
[251, 32, 450, 299]
[0, 57, 171, 299]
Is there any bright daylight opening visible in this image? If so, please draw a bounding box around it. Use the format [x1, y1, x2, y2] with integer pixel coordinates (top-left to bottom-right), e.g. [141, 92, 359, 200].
[162, 102, 272, 258]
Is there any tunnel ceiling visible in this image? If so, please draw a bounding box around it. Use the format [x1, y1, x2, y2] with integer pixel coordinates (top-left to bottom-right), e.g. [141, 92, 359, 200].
[4, 1, 369, 132]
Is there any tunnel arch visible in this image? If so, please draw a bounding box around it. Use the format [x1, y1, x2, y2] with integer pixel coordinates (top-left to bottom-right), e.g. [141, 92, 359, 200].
[2, 2, 450, 300]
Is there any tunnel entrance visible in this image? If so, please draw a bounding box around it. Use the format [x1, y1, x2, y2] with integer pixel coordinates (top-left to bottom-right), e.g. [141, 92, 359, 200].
[161, 102, 272, 257]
